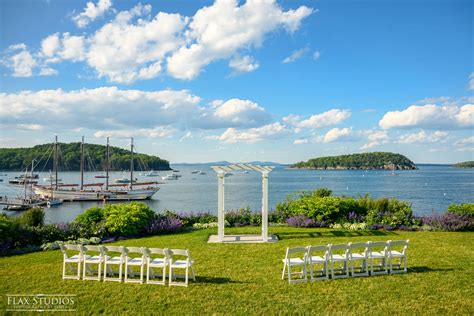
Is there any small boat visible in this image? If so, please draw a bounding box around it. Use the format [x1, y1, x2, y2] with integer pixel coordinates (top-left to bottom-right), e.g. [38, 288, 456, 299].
[197, 171, 207, 175]
[114, 178, 138, 184]
[224, 172, 233, 177]
[162, 174, 179, 180]
[242, 171, 250, 174]
[43, 175, 62, 182]
[18, 174, 39, 179]
[95, 175, 109, 179]
[47, 198, 63, 207]
[172, 170, 180, 173]
[144, 170, 160, 177]
[191, 170, 200, 174]
[9, 178, 38, 185]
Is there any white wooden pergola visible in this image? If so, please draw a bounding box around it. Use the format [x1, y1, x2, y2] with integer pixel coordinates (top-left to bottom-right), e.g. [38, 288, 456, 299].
[209, 164, 276, 243]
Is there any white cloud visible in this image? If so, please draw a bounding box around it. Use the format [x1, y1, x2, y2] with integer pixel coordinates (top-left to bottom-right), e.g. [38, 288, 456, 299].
[94, 127, 175, 139]
[229, 55, 259, 74]
[454, 135, 474, 146]
[469, 73, 474, 91]
[3, 45, 37, 77]
[284, 109, 351, 129]
[397, 130, 448, 144]
[318, 127, 355, 143]
[313, 50, 320, 60]
[379, 103, 474, 130]
[39, 66, 58, 76]
[282, 47, 309, 64]
[167, 0, 313, 79]
[87, 4, 187, 83]
[72, 0, 113, 28]
[16, 124, 44, 131]
[179, 131, 193, 142]
[213, 122, 289, 144]
[360, 130, 389, 150]
[293, 138, 308, 145]
[41, 33, 61, 57]
[0, 87, 275, 135]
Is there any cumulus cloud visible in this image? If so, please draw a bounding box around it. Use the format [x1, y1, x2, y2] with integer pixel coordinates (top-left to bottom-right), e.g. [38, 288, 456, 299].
[283, 109, 351, 129]
[4, 1, 312, 83]
[313, 50, 320, 60]
[454, 135, 474, 146]
[293, 138, 308, 145]
[397, 130, 448, 144]
[72, 0, 113, 28]
[2, 45, 37, 77]
[212, 122, 290, 144]
[469, 73, 474, 91]
[167, 0, 313, 79]
[360, 130, 389, 150]
[379, 103, 474, 130]
[94, 127, 175, 139]
[0, 87, 274, 136]
[282, 47, 309, 64]
[229, 55, 259, 74]
[317, 127, 356, 143]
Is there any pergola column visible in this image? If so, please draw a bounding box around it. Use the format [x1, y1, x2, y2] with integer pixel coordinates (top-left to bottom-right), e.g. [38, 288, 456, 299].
[217, 172, 225, 242]
[261, 172, 269, 241]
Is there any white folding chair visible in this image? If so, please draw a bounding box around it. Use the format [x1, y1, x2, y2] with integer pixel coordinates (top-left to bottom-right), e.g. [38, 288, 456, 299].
[83, 245, 107, 281]
[349, 242, 369, 277]
[168, 249, 196, 287]
[329, 243, 350, 279]
[368, 241, 389, 275]
[103, 246, 125, 282]
[307, 245, 329, 281]
[124, 247, 146, 284]
[145, 247, 169, 285]
[387, 240, 409, 274]
[60, 244, 83, 280]
[281, 246, 308, 283]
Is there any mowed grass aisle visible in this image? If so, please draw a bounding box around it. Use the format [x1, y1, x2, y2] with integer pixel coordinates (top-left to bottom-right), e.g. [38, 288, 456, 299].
[0, 227, 473, 314]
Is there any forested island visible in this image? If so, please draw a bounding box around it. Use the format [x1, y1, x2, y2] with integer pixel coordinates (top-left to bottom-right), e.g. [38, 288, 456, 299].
[0, 142, 170, 171]
[452, 161, 474, 168]
[290, 152, 417, 170]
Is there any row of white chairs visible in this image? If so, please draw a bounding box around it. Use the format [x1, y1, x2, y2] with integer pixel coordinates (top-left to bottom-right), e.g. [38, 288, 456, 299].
[282, 240, 409, 283]
[59, 245, 196, 287]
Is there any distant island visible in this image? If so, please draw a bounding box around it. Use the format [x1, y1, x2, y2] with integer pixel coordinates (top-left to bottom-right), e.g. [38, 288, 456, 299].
[452, 161, 474, 168]
[290, 152, 417, 170]
[0, 142, 170, 171]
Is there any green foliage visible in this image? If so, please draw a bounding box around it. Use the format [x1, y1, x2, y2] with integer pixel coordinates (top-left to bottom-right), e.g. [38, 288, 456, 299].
[290, 152, 417, 170]
[225, 208, 262, 226]
[18, 208, 45, 227]
[364, 198, 415, 226]
[452, 161, 474, 168]
[103, 202, 155, 236]
[447, 203, 474, 216]
[0, 142, 170, 171]
[74, 207, 104, 226]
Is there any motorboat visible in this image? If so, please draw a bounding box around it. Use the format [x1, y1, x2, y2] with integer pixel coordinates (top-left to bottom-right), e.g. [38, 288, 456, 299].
[197, 171, 207, 175]
[191, 170, 200, 174]
[162, 174, 179, 180]
[144, 170, 160, 177]
[47, 198, 63, 207]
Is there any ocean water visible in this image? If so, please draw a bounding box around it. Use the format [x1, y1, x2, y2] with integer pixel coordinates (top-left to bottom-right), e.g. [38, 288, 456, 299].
[0, 164, 473, 224]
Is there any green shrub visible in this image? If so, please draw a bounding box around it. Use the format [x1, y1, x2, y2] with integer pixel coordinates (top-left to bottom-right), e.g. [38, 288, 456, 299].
[18, 208, 45, 227]
[103, 202, 154, 236]
[365, 198, 414, 226]
[447, 203, 474, 216]
[0, 214, 16, 243]
[75, 207, 104, 226]
[37, 224, 67, 244]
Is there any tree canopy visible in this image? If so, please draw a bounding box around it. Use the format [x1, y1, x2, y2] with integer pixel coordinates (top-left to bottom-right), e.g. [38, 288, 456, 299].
[0, 142, 170, 171]
[290, 152, 417, 170]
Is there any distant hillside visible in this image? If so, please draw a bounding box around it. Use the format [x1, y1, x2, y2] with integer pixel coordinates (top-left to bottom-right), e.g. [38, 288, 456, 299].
[452, 161, 474, 168]
[0, 142, 170, 171]
[290, 152, 417, 170]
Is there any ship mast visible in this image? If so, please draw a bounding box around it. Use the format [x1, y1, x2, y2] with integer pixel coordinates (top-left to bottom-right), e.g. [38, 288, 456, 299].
[106, 137, 109, 190]
[80, 136, 84, 191]
[54, 135, 58, 190]
[130, 137, 134, 190]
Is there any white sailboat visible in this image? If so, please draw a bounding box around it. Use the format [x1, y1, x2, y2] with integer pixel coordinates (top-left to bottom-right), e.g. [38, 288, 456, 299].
[34, 136, 160, 201]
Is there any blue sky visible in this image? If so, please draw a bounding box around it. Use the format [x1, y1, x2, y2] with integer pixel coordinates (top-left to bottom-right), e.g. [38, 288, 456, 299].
[0, 0, 472, 164]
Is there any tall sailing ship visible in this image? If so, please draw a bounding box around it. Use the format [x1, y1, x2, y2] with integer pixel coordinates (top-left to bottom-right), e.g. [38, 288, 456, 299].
[33, 136, 160, 201]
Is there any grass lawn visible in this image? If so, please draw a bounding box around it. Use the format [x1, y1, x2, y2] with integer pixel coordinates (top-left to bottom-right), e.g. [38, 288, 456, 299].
[1, 226, 473, 314]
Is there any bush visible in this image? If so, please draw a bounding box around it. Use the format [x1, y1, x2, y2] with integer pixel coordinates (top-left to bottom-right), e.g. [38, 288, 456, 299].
[225, 208, 261, 227]
[145, 214, 183, 235]
[103, 202, 154, 236]
[447, 203, 474, 216]
[75, 207, 104, 226]
[178, 212, 217, 226]
[364, 198, 415, 227]
[422, 212, 473, 232]
[18, 208, 45, 227]
[286, 215, 326, 228]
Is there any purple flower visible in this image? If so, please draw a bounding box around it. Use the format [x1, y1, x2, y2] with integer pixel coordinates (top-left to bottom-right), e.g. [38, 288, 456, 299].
[421, 212, 473, 232]
[286, 215, 325, 228]
[145, 215, 183, 234]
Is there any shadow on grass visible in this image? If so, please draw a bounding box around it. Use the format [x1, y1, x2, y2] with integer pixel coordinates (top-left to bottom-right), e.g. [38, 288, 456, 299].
[195, 276, 249, 284]
[408, 266, 454, 274]
[276, 230, 397, 240]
